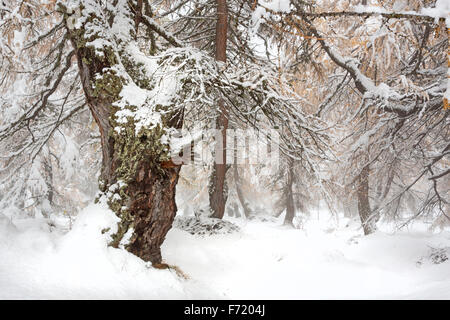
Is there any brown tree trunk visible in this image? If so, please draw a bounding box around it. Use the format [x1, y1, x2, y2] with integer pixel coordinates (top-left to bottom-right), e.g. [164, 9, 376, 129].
[234, 164, 251, 218]
[126, 163, 181, 264]
[284, 161, 295, 226]
[209, 0, 229, 219]
[357, 165, 376, 235]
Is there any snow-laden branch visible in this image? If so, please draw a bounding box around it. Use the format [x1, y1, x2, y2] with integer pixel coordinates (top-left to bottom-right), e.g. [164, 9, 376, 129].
[297, 16, 445, 117]
[296, 9, 446, 24]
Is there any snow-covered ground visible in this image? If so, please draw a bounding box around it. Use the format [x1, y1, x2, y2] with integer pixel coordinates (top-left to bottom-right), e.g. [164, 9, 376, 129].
[0, 203, 449, 299]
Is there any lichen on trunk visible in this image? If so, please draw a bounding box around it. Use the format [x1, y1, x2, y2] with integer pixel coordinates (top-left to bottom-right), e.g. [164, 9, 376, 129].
[63, 3, 183, 264]
[106, 121, 182, 265]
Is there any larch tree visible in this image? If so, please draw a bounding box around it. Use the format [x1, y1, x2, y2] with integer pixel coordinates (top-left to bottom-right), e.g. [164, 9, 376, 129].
[0, 0, 331, 263]
[209, 0, 229, 219]
[1, 0, 190, 265]
[258, 0, 448, 233]
[156, 0, 333, 220]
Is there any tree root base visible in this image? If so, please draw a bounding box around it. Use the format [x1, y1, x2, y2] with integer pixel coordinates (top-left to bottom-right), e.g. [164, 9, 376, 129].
[152, 262, 190, 280]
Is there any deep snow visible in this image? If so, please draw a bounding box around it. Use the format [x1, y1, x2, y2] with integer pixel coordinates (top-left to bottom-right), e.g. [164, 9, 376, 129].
[0, 203, 449, 299]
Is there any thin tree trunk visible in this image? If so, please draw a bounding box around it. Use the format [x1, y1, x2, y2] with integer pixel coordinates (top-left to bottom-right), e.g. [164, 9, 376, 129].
[209, 163, 228, 218]
[209, 0, 229, 219]
[284, 161, 295, 226]
[357, 165, 376, 235]
[372, 168, 393, 222]
[40, 155, 53, 218]
[43, 157, 53, 204]
[233, 202, 241, 218]
[234, 164, 251, 218]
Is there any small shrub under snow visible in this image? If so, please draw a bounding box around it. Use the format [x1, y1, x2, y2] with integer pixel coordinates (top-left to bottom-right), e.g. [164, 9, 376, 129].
[173, 215, 240, 236]
[417, 247, 450, 266]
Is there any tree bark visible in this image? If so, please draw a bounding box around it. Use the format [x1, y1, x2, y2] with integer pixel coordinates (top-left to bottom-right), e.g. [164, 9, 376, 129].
[357, 165, 376, 235]
[43, 157, 53, 205]
[284, 161, 295, 226]
[232, 202, 241, 218]
[209, 163, 228, 219]
[67, 17, 182, 265]
[126, 162, 181, 264]
[209, 0, 229, 219]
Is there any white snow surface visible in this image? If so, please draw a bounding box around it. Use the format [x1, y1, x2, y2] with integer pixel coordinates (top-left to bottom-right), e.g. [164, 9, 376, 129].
[1, 203, 449, 299]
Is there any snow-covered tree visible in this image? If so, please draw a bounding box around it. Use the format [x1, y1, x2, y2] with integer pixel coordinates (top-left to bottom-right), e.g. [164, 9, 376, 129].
[259, 0, 448, 232]
[0, 0, 330, 263]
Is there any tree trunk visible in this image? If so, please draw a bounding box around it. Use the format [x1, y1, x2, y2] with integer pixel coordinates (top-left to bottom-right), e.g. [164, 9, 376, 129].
[284, 161, 295, 226]
[209, 0, 229, 219]
[126, 163, 181, 264]
[233, 202, 241, 218]
[67, 22, 182, 266]
[209, 163, 228, 219]
[234, 164, 251, 218]
[357, 165, 376, 235]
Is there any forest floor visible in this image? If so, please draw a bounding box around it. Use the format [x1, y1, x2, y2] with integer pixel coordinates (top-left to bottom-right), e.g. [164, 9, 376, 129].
[0, 202, 449, 299]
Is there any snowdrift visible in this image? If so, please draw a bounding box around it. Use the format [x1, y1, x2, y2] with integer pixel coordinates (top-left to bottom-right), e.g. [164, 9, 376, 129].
[0, 204, 449, 299]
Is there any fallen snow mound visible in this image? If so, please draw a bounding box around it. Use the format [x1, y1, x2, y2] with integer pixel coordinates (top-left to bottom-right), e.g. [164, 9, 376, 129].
[0, 203, 210, 299]
[1, 203, 450, 299]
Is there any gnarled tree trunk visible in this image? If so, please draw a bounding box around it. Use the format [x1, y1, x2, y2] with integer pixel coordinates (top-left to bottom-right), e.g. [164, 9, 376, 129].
[66, 12, 182, 266]
[126, 162, 181, 264]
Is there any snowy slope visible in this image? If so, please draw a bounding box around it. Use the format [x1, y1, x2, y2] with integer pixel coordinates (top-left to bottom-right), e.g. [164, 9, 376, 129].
[0, 204, 449, 299]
